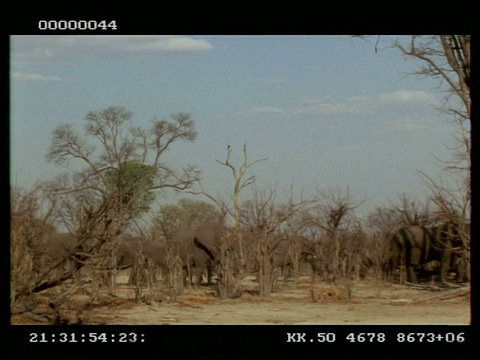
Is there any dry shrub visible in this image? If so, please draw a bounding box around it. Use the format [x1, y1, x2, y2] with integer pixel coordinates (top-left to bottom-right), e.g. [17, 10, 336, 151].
[310, 284, 352, 302]
[239, 291, 254, 301]
[10, 210, 49, 309]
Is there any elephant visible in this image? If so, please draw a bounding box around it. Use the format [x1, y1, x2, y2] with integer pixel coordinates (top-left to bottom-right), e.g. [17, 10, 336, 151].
[115, 236, 171, 285]
[173, 224, 224, 286]
[386, 222, 469, 285]
[115, 227, 223, 288]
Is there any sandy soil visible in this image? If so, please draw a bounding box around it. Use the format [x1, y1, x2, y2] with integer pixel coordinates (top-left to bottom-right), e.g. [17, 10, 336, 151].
[12, 275, 470, 325]
[109, 275, 470, 325]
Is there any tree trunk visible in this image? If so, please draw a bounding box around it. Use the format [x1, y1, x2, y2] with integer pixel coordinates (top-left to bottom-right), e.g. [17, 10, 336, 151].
[333, 231, 340, 281]
[257, 239, 275, 298]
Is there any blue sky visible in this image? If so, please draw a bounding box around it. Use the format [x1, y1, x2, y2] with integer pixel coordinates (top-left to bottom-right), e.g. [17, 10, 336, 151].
[10, 35, 460, 217]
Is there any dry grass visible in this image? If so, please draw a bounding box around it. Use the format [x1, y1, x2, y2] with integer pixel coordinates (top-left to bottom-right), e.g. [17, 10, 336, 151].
[11, 290, 137, 325]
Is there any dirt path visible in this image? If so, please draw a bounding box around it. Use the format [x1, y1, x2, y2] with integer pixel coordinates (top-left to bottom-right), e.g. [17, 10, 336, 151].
[110, 298, 469, 325]
[108, 278, 470, 325]
[12, 277, 470, 325]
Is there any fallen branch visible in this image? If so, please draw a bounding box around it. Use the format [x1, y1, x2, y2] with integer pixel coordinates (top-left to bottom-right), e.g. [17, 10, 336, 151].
[412, 287, 470, 304]
[20, 312, 50, 323]
[405, 282, 442, 291]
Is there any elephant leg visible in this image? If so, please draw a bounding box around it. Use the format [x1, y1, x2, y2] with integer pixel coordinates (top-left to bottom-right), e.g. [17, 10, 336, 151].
[182, 266, 189, 286]
[199, 267, 206, 286]
[190, 265, 202, 287]
[206, 264, 213, 285]
[438, 251, 452, 285]
[404, 247, 417, 283]
[189, 267, 195, 286]
[456, 258, 470, 283]
[183, 262, 195, 287]
[407, 266, 418, 283]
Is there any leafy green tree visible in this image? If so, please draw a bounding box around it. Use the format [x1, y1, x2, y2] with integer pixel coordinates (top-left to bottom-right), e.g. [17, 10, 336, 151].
[103, 160, 156, 217]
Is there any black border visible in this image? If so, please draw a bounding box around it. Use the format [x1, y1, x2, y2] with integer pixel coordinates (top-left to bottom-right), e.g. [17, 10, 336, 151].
[6, 325, 475, 356]
[5, 17, 477, 357]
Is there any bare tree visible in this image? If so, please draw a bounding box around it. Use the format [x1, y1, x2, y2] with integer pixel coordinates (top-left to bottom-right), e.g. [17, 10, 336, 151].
[281, 215, 312, 286]
[242, 185, 318, 297]
[11, 186, 55, 310]
[393, 36, 471, 227]
[188, 143, 267, 298]
[393, 36, 470, 122]
[357, 36, 471, 224]
[11, 107, 200, 321]
[421, 174, 471, 281]
[304, 188, 363, 284]
[390, 193, 432, 227]
[148, 198, 223, 292]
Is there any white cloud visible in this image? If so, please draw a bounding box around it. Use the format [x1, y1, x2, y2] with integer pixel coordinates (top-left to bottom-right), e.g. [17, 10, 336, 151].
[75, 35, 213, 52]
[12, 71, 61, 82]
[232, 106, 285, 119]
[378, 90, 437, 104]
[293, 101, 359, 116]
[369, 118, 438, 137]
[152, 37, 212, 51]
[11, 35, 213, 62]
[294, 90, 439, 118]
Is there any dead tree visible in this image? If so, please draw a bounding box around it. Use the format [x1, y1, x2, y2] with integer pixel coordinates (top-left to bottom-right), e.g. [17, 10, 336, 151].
[242, 185, 318, 297]
[305, 188, 363, 284]
[188, 143, 267, 298]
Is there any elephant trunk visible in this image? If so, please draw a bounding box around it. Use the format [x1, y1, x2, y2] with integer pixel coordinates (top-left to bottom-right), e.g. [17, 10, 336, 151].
[194, 237, 215, 261]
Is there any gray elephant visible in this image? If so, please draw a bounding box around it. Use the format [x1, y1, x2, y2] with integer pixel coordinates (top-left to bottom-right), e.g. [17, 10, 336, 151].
[116, 232, 211, 287]
[115, 224, 226, 287]
[116, 236, 170, 285]
[173, 224, 223, 286]
[386, 222, 468, 285]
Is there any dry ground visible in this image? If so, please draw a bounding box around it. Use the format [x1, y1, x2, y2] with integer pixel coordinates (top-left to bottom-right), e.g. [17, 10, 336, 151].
[12, 274, 470, 325]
